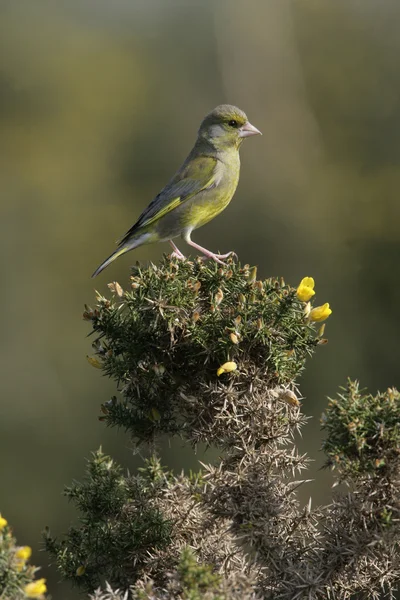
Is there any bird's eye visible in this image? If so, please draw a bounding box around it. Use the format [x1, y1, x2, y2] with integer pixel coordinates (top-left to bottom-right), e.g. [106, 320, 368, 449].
[228, 119, 238, 128]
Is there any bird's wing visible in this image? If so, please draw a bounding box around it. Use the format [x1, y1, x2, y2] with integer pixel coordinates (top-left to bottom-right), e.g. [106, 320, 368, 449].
[119, 155, 218, 244]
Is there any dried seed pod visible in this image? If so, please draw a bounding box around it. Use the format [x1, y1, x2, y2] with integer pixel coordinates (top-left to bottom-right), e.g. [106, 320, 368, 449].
[304, 302, 311, 318]
[152, 364, 166, 376]
[238, 293, 246, 307]
[279, 389, 300, 407]
[107, 281, 124, 297]
[83, 305, 94, 320]
[230, 333, 239, 345]
[214, 288, 224, 307]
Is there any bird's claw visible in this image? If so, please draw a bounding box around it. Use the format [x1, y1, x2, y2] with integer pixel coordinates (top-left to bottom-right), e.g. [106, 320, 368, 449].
[170, 251, 186, 261]
[200, 250, 237, 265]
[216, 250, 237, 260]
[198, 253, 233, 265]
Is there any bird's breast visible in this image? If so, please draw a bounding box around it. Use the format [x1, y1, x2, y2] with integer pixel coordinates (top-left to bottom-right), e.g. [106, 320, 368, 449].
[188, 156, 240, 229]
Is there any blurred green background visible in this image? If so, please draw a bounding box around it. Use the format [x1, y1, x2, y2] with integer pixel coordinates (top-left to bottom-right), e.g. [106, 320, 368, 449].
[1, 0, 400, 597]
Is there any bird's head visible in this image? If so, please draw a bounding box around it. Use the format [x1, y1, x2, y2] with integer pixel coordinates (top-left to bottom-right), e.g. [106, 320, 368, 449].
[198, 104, 261, 150]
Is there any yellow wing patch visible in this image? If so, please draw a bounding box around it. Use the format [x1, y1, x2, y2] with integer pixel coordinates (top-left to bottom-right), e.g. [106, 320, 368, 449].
[140, 197, 182, 228]
[120, 156, 219, 241]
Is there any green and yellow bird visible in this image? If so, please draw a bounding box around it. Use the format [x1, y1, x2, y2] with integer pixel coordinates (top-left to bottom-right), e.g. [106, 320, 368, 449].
[92, 104, 261, 277]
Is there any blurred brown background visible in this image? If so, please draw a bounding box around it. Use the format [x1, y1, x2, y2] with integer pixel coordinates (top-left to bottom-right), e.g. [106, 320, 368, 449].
[1, 1, 400, 597]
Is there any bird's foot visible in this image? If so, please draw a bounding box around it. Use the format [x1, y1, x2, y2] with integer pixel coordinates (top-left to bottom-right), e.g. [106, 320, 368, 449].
[214, 250, 237, 260]
[169, 241, 186, 260]
[202, 254, 225, 265]
[170, 251, 186, 260]
[199, 250, 237, 265]
[184, 237, 236, 266]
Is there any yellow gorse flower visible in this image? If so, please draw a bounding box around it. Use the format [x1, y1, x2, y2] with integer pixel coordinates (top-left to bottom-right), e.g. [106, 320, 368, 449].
[24, 578, 47, 598]
[0, 515, 7, 530]
[16, 546, 32, 561]
[309, 303, 332, 322]
[296, 277, 315, 302]
[217, 361, 237, 377]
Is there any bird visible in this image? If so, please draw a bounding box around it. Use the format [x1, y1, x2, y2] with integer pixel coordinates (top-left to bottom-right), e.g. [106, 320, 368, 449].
[92, 104, 261, 277]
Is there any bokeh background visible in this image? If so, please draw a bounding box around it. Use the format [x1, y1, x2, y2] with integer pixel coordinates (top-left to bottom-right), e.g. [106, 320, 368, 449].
[1, 0, 400, 597]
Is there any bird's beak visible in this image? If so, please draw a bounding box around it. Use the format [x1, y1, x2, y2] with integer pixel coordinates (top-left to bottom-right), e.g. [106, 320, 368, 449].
[238, 121, 262, 138]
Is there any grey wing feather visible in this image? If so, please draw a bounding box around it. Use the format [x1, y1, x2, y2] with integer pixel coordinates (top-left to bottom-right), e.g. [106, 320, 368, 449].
[118, 155, 217, 245]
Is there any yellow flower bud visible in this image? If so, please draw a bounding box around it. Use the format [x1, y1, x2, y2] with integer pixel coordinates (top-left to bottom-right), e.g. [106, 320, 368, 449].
[247, 266, 257, 283]
[296, 277, 315, 302]
[16, 560, 25, 572]
[149, 407, 161, 422]
[15, 546, 32, 561]
[24, 578, 47, 598]
[86, 355, 103, 369]
[0, 515, 7, 530]
[309, 303, 332, 322]
[217, 361, 237, 377]
[76, 565, 86, 576]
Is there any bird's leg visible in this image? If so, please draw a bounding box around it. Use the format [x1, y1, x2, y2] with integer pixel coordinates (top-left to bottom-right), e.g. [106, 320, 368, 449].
[183, 233, 230, 265]
[169, 240, 186, 260]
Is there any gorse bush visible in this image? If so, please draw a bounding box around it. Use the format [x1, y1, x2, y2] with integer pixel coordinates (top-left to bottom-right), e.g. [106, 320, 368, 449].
[41, 257, 400, 599]
[0, 516, 47, 599]
[44, 453, 173, 593]
[84, 258, 321, 444]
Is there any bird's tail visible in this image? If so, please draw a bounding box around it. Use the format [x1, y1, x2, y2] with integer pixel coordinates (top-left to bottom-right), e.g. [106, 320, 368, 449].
[92, 232, 152, 278]
[91, 245, 130, 278]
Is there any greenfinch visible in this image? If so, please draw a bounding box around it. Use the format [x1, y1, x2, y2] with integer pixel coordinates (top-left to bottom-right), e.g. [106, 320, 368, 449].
[92, 104, 261, 277]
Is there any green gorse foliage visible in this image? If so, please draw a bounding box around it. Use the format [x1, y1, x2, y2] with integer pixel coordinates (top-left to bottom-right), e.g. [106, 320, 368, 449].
[42, 256, 400, 599]
[85, 257, 318, 443]
[44, 451, 173, 594]
[322, 379, 400, 477]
